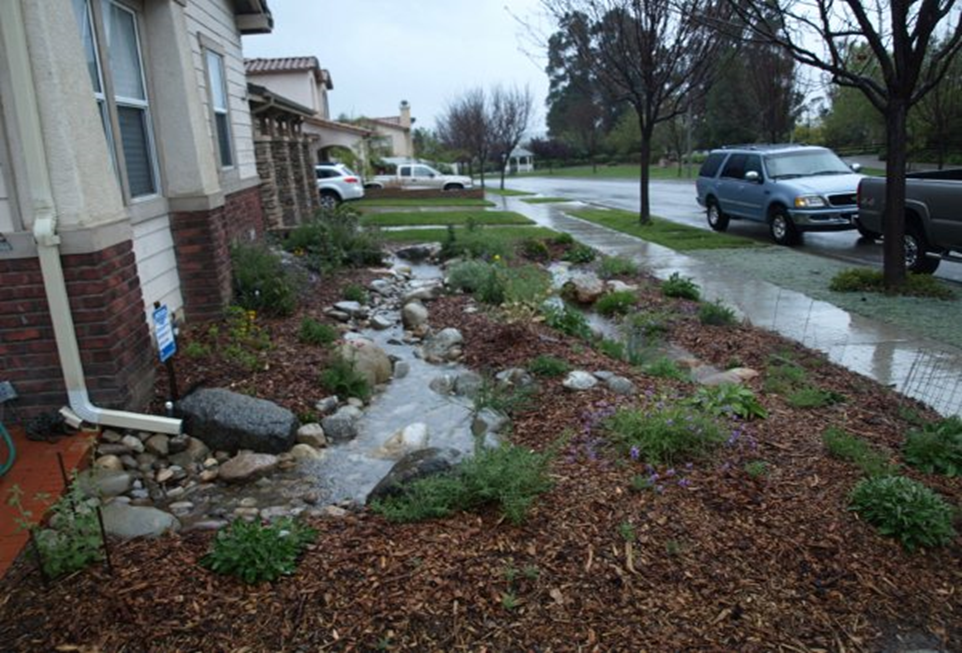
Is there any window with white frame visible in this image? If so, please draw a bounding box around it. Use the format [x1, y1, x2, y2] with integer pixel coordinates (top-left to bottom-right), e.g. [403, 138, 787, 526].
[71, 0, 159, 200]
[205, 50, 234, 168]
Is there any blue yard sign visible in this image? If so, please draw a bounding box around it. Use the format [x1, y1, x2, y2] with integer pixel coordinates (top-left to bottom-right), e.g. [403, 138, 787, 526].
[153, 304, 177, 363]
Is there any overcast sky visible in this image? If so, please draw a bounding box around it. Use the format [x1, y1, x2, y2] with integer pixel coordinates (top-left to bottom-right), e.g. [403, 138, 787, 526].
[242, 1, 553, 134]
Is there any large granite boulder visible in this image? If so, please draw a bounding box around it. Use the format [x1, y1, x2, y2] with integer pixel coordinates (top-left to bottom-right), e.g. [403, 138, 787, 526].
[336, 338, 392, 387]
[176, 388, 297, 455]
[367, 447, 462, 504]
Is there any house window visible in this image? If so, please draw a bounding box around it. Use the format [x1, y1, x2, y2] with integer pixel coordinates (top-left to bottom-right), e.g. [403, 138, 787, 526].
[71, 0, 159, 199]
[205, 50, 234, 168]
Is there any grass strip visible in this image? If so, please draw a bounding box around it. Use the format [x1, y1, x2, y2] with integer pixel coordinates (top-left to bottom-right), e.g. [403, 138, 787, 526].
[361, 210, 533, 227]
[521, 197, 573, 204]
[568, 208, 761, 251]
[380, 226, 556, 244]
[485, 188, 535, 197]
[353, 198, 495, 208]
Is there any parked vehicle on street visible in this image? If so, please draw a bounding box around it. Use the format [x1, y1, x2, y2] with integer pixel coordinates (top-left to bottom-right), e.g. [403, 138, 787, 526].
[696, 144, 863, 246]
[315, 162, 364, 210]
[856, 169, 962, 274]
[366, 163, 473, 191]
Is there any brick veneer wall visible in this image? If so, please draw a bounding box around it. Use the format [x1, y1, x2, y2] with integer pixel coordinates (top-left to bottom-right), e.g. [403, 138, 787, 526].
[170, 184, 265, 322]
[0, 240, 155, 421]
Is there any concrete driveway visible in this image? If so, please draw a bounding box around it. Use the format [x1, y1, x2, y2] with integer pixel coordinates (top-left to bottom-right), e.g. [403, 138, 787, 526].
[501, 175, 962, 285]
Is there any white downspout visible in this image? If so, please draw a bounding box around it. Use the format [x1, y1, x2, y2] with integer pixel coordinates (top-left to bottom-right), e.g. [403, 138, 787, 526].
[2, 0, 181, 435]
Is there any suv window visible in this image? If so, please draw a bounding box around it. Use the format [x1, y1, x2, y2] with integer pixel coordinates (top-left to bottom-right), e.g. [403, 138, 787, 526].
[413, 165, 435, 177]
[699, 152, 727, 178]
[721, 154, 747, 179]
[399, 166, 412, 177]
[744, 155, 763, 179]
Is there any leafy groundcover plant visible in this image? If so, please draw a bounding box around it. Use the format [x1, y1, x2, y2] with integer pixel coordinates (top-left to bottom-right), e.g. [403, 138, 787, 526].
[849, 476, 956, 551]
[201, 518, 317, 584]
[903, 417, 962, 476]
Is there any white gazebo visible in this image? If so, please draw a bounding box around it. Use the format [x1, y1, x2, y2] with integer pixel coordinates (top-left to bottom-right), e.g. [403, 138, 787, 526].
[508, 147, 535, 173]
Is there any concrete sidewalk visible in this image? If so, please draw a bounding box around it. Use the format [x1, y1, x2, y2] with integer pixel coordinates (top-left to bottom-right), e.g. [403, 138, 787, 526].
[501, 195, 962, 417]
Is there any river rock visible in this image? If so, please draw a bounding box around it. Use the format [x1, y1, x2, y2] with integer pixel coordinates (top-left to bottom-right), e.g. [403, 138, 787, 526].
[367, 447, 462, 503]
[472, 408, 510, 437]
[94, 455, 124, 472]
[291, 443, 325, 461]
[334, 301, 368, 318]
[371, 314, 394, 330]
[697, 367, 760, 386]
[369, 279, 394, 296]
[76, 468, 131, 498]
[402, 302, 429, 330]
[563, 371, 598, 391]
[422, 328, 463, 362]
[168, 437, 210, 469]
[176, 388, 297, 455]
[564, 272, 606, 304]
[376, 423, 430, 459]
[218, 452, 279, 483]
[393, 361, 410, 379]
[403, 282, 444, 303]
[605, 375, 636, 396]
[101, 429, 123, 444]
[296, 423, 327, 448]
[606, 280, 640, 293]
[336, 338, 392, 386]
[101, 502, 180, 539]
[315, 396, 339, 415]
[97, 444, 130, 457]
[396, 243, 441, 262]
[121, 434, 145, 454]
[145, 434, 169, 457]
[321, 405, 363, 443]
[496, 368, 534, 389]
[429, 373, 456, 395]
[454, 371, 484, 398]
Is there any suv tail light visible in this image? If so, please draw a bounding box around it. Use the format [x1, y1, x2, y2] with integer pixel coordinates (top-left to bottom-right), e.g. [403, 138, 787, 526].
[343, 176, 359, 184]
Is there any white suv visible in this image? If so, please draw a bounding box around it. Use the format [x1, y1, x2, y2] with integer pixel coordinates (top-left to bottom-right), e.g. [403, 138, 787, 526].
[315, 163, 364, 210]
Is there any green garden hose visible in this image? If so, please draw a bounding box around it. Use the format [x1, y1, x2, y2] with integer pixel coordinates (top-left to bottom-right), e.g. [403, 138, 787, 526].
[0, 421, 13, 477]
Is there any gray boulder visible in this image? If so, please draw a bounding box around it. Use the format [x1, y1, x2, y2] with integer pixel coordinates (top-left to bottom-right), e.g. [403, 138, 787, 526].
[454, 371, 484, 398]
[101, 502, 180, 539]
[336, 338, 392, 386]
[422, 328, 464, 362]
[76, 469, 131, 499]
[177, 388, 297, 455]
[367, 447, 462, 504]
[402, 302, 429, 330]
[564, 272, 605, 304]
[496, 368, 534, 389]
[321, 405, 363, 442]
[563, 371, 598, 391]
[605, 375, 637, 396]
[218, 452, 279, 483]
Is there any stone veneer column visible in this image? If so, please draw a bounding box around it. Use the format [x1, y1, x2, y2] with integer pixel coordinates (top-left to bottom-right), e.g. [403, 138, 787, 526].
[272, 134, 297, 227]
[255, 134, 282, 229]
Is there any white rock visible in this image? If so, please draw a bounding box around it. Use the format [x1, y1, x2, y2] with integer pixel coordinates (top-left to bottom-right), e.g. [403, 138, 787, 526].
[375, 423, 430, 459]
[121, 435, 145, 454]
[296, 423, 327, 448]
[402, 301, 429, 330]
[563, 371, 599, 391]
[94, 455, 124, 472]
[291, 443, 325, 461]
[218, 452, 279, 483]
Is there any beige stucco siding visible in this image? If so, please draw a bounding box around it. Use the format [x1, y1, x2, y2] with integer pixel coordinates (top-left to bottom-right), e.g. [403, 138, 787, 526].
[184, 0, 257, 182]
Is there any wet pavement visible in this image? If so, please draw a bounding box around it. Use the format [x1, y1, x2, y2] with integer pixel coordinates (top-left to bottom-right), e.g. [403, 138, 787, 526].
[496, 194, 962, 417]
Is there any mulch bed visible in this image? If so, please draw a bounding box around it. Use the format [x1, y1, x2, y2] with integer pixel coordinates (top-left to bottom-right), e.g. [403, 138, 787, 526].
[1, 252, 960, 652]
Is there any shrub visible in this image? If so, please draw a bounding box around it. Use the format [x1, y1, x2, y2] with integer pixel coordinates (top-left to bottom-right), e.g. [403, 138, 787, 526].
[285, 207, 384, 270]
[474, 377, 534, 416]
[542, 301, 592, 340]
[744, 460, 769, 479]
[230, 244, 296, 317]
[563, 243, 597, 264]
[371, 445, 553, 525]
[299, 317, 338, 347]
[183, 341, 211, 358]
[605, 404, 725, 465]
[786, 387, 846, 409]
[440, 227, 512, 260]
[447, 260, 493, 294]
[503, 265, 552, 306]
[342, 283, 368, 303]
[903, 417, 962, 476]
[201, 518, 317, 584]
[596, 291, 637, 317]
[698, 300, 738, 326]
[642, 356, 689, 381]
[553, 232, 575, 246]
[822, 427, 896, 478]
[849, 476, 956, 550]
[763, 361, 807, 395]
[661, 272, 700, 301]
[598, 255, 638, 279]
[528, 355, 571, 377]
[597, 338, 626, 361]
[319, 354, 371, 400]
[830, 267, 956, 300]
[688, 384, 768, 420]
[520, 238, 550, 262]
[477, 265, 507, 305]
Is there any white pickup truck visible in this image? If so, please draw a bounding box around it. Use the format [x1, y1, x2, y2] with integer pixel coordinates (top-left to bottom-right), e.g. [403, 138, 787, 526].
[366, 163, 473, 191]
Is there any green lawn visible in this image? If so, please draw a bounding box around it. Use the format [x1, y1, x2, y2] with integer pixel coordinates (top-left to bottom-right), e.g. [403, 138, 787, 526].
[568, 208, 762, 251]
[520, 197, 574, 204]
[862, 167, 886, 177]
[516, 164, 696, 180]
[381, 226, 558, 260]
[353, 198, 495, 209]
[360, 210, 532, 227]
[484, 188, 535, 197]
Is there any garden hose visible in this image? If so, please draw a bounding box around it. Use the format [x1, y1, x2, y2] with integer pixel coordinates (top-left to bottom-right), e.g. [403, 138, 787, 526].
[0, 421, 13, 477]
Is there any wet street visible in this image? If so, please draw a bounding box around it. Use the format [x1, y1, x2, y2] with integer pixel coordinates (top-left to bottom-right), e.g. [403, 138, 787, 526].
[501, 175, 962, 285]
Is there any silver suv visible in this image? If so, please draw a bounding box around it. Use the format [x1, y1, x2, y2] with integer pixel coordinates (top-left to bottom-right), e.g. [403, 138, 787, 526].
[315, 163, 364, 210]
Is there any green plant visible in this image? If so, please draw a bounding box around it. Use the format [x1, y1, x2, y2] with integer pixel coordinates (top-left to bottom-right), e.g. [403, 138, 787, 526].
[763, 361, 808, 395]
[477, 265, 507, 305]
[522, 564, 540, 580]
[503, 265, 552, 306]
[298, 317, 339, 347]
[596, 291, 637, 317]
[230, 243, 297, 317]
[502, 563, 519, 583]
[219, 306, 271, 371]
[563, 243, 596, 264]
[849, 476, 956, 551]
[597, 338, 626, 361]
[744, 460, 769, 479]
[297, 410, 317, 424]
[528, 355, 571, 378]
[342, 283, 368, 303]
[7, 481, 104, 579]
[822, 427, 897, 478]
[183, 341, 211, 358]
[698, 300, 738, 327]
[786, 387, 846, 409]
[474, 377, 535, 417]
[903, 417, 962, 476]
[688, 384, 768, 420]
[661, 272, 700, 301]
[201, 517, 317, 584]
[605, 404, 725, 465]
[542, 302, 592, 340]
[447, 260, 494, 294]
[598, 255, 638, 279]
[618, 521, 637, 542]
[501, 591, 520, 610]
[371, 445, 553, 525]
[623, 312, 671, 355]
[629, 474, 656, 493]
[642, 356, 689, 381]
[553, 232, 575, 246]
[319, 354, 371, 400]
[520, 238, 550, 261]
[830, 267, 956, 300]
[285, 207, 384, 271]
[665, 539, 684, 557]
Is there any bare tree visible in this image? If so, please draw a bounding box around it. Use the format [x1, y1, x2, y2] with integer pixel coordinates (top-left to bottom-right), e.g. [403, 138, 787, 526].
[541, 0, 732, 224]
[490, 85, 535, 189]
[437, 88, 490, 186]
[728, 0, 962, 288]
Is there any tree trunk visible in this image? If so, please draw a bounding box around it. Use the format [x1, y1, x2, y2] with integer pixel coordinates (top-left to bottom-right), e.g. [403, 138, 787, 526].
[638, 117, 653, 225]
[499, 160, 507, 190]
[882, 98, 909, 290]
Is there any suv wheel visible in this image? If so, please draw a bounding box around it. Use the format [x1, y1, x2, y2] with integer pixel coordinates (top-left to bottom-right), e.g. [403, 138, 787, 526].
[319, 191, 340, 211]
[905, 222, 941, 274]
[706, 200, 729, 232]
[442, 183, 464, 191]
[769, 209, 801, 246]
[854, 218, 880, 240]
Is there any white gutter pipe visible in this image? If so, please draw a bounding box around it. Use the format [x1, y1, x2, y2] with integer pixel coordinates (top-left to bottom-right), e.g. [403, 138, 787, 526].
[2, 0, 181, 435]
